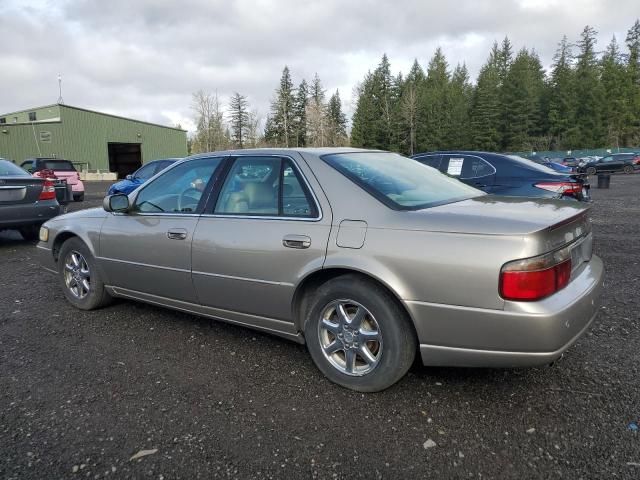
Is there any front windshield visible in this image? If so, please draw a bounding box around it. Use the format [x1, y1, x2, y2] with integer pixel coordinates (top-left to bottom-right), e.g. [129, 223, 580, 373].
[0, 160, 29, 176]
[322, 152, 483, 210]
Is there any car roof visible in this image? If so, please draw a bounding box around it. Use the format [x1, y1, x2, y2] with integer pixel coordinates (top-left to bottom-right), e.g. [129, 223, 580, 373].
[187, 147, 384, 161]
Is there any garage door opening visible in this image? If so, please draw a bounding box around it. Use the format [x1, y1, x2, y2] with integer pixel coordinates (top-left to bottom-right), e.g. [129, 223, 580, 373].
[108, 143, 142, 179]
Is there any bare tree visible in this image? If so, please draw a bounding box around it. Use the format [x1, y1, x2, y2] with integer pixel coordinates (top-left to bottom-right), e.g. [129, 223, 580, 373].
[400, 83, 418, 155]
[191, 90, 228, 153]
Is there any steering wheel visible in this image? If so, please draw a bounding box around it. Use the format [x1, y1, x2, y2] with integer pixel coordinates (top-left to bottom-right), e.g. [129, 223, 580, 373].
[177, 187, 201, 212]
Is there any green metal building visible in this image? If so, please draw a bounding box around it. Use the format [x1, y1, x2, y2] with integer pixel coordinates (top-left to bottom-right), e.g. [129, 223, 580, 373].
[0, 104, 187, 178]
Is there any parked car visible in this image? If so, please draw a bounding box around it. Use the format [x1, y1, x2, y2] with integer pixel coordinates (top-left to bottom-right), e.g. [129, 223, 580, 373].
[37, 148, 603, 392]
[0, 159, 61, 240]
[561, 157, 580, 168]
[577, 153, 640, 175]
[412, 151, 590, 201]
[21, 158, 85, 201]
[530, 157, 574, 173]
[107, 158, 179, 195]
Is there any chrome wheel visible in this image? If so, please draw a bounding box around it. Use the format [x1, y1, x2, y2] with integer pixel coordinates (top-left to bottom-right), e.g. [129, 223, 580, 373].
[317, 299, 383, 376]
[63, 250, 91, 299]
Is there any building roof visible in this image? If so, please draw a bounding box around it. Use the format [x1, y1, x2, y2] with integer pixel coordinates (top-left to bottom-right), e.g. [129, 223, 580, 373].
[0, 103, 186, 132]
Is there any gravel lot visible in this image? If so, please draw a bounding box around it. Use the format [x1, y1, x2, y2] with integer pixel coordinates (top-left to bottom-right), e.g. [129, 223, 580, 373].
[1, 177, 639, 479]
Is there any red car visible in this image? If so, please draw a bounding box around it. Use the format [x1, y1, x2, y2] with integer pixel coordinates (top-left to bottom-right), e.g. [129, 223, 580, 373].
[21, 158, 85, 201]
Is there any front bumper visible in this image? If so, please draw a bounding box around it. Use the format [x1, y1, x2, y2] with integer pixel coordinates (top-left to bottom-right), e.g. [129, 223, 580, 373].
[406, 255, 604, 367]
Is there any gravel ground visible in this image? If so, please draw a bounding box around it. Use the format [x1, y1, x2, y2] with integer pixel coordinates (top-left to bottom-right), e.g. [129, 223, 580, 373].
[1, 177, 639, 479]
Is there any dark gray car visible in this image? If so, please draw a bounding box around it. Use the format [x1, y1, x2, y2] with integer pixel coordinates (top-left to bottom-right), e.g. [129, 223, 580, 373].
[37, 148, 603, 391]
[0, 159, 61, 240]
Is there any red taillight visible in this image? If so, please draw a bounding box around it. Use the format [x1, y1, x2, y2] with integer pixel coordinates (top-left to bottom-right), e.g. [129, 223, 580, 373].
[633, 156, 640, 165]
[38, 179, 56, 201]
[499, 247, 573, 301]
[535, 182, 582, 196]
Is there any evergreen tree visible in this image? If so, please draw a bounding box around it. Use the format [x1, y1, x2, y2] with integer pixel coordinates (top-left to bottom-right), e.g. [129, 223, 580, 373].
[292, 79, 308, 147]
[502, 49, 546, 151]
[548, 36, 577, 148]
[351, 54, 398, 150]
[418, 48, 450, 151]
[573, 25, 605, 147]
[265, 66, 295, 147]
[444, 63, 473, 150]
[470, 50, 502, 150]
[228, 92, 250, 149]
[398, 59, 425, 154]
[327, 90, 348, 146]
[601, 36, 627, 147]
[625, 20, 640, 145]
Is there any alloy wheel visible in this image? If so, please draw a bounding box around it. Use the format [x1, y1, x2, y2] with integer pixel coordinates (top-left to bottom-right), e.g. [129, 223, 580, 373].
[63, 250, 91, 299]
[317, 299, 383, 376]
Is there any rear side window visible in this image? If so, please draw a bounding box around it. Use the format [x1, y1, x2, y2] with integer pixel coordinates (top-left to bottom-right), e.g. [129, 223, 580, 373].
[214, 156, 317, 218]
[441, 155, 495, 179]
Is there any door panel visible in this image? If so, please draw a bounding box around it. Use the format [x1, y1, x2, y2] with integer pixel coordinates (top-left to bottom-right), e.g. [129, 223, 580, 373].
[191, 217, 330, 320]
[99, 215, 199, 302]
[191, 154, 332, 322]
[98, 156, 224, 302]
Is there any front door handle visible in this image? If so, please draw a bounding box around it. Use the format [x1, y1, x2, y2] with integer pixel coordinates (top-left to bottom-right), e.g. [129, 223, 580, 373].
[283, 234, 311, 249]
[167, 228, 188, 240]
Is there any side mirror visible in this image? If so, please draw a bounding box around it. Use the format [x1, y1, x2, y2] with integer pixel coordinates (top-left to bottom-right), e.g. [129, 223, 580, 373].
[28, 168, 34, 173]
[125, 174, 133, 180]
[103, 194, 130, 213]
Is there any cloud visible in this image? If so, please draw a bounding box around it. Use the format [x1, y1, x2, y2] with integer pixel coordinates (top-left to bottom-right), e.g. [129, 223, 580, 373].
[1, 0, 638, 132]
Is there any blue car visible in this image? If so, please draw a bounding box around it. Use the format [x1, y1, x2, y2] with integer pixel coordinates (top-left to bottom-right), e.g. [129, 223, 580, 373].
[412, 151, 590, 201]
[107, 158, 179, 195]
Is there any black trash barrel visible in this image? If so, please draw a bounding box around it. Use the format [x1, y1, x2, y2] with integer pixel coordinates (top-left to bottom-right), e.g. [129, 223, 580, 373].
[597, 173, 610, 189]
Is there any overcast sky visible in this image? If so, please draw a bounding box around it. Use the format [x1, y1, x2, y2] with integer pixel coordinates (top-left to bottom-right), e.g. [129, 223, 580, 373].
[1, 0, 638, 132]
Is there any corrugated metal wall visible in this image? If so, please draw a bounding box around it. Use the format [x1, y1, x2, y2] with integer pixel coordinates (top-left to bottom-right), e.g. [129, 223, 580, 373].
[0, 105, 187, 170]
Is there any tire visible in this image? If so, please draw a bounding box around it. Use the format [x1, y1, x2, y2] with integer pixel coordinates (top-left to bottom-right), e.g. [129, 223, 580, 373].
[303, 274, 417, 392]
[58, 237, 112, 310]
[74, 193, 85, 202]
[586, 167, 597, 176]
[19, 224, 40, 241]
[623, 165, 633, 174]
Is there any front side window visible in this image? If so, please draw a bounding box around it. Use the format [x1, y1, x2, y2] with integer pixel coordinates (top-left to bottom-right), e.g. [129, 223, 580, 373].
[133, 157, 222, 214]
[323, 152, 482, 210]
[214, 156, 316, 217]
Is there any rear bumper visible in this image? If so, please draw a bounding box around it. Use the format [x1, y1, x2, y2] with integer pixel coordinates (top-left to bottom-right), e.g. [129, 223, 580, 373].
[71, 180, 85, 193]
[0, 201, 61, 229]
[406, 255, 604, 368]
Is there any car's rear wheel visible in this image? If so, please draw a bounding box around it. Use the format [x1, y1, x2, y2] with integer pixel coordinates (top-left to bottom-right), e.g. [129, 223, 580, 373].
[58, 237, 112, 310]
[19, 225, 40, 241]
[586, 166, 597, 176]
[73, 193, 85, 202]
[623, 165, 633, 174]
[303, 274, 417, 392]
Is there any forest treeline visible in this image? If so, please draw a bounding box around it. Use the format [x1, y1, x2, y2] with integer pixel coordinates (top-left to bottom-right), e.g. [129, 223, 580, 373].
[190, 20, 640, 155]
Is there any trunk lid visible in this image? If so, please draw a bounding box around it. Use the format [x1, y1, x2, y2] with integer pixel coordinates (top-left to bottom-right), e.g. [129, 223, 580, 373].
[0, 176, 44, 204]
[403, 195, 590, 236]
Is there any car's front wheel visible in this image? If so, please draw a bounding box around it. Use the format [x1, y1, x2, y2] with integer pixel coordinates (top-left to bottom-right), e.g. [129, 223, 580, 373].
[304, 274, 417, 392]
[623, 165, 633, 174]
[58, 237, 112, 310]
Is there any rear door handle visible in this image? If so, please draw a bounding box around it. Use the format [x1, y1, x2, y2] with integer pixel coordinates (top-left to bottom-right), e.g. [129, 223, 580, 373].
[167, 228, 188, 240]
[283, 234, 311, 249]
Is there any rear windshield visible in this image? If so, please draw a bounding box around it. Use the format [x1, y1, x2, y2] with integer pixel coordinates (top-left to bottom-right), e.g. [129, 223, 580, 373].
[322, 152, 483, 210]
[0, 160, 29, 176]
[40, 160, 76, 171]
[506, 155, 559, 174]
